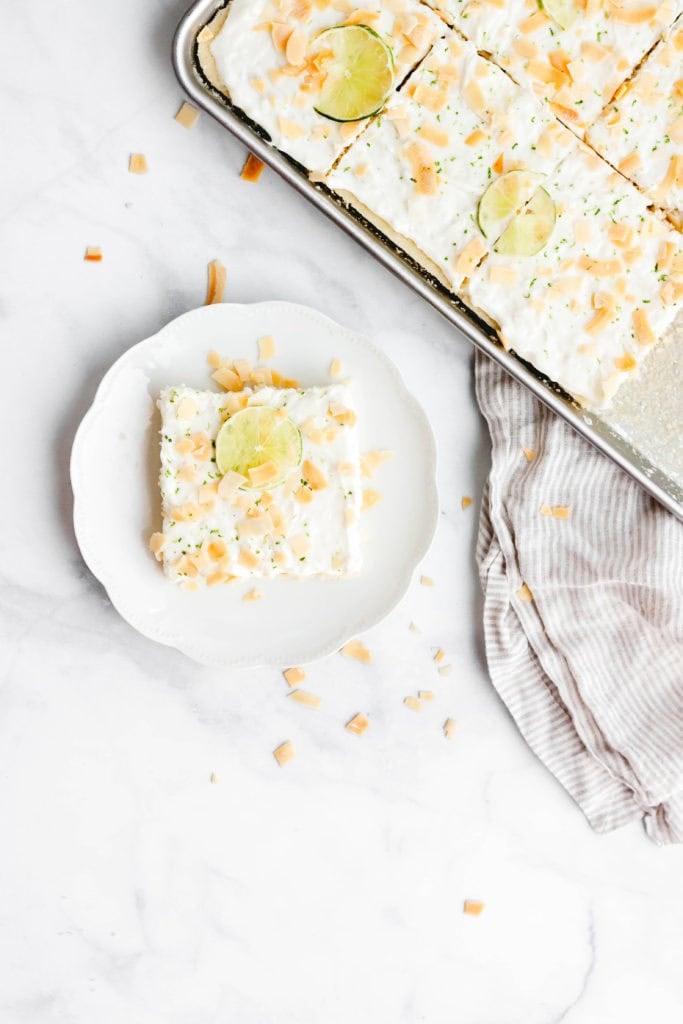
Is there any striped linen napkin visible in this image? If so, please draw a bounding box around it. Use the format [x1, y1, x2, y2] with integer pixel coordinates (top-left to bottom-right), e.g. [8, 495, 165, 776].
[474, 349, 683, 844]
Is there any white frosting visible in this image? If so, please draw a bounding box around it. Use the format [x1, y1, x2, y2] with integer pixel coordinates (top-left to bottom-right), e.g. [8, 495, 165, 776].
[437, 0, 681, 131]
[466, 144, 682, 408]
[209, 0, 442, 174]
[587, 19, 683, 221]
[326, 34, 576, 289]
[158, 383, 362, 581]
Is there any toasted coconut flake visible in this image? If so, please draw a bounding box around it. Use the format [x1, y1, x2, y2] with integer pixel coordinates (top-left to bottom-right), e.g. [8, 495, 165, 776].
[409, 621, 421, 633]
[289, 534, 311, 558]
[522, 447, 536, 462]
[346, 712, 370, 736]
[361, 489, 382, 512]
[614, 352, 637, 372]
[433, 648, 445, 664]
[285, 26, 308, 65]
[633, 307, 655, 346]
[258, 335, 276, 361]
[461, 496, 472, 510]
[199, 482, 219, 504]
[176, 397, 198, 421]
[443, 718, 457, 738]
[84, 246, 102, 261]
[233, 358, 253, 381]
[205, 259, 227, 305]
[454, 237, 486, 279]
[302, 459, 327, 490]
[238, 548, 260, 570]
[149, 532, 166, 560]
[360, 450, 393, 478]
[243, 588, 263, 602]
[330, 358, 343, 377]
[175, 101, 199, 129]
[418, 690, 434, 701]
[181, 580, 199, 592]
[218, 470, 247, 500]
[171, 502, 204, 523]
[330, 406, 357, 428]
[438, 665, 452, 677]
[289, 689, 321, 709]
[341, 640, 371, 663]
[540, 504, 552, 517]
[241, 152, 265, 182]
[420, 575, 434, 586]
[273, 740, 295, 767]
[209, 771, 218, 783]
[404, 695, 422, 711]
[128, 153, 148, 174]
[174, 437, 194, 455]
[207, 350, 222, 369]
[516, 582, 534, 602]
[463, 900, 484, 916]
[552, 506, 571, 519]
[248, 460, 280, 488]
[295, 485, 314, 505]
[283, 666, 306, 687]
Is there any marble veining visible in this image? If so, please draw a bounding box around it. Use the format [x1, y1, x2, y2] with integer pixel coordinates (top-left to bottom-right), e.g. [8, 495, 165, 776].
[1, 1, 682, 1021]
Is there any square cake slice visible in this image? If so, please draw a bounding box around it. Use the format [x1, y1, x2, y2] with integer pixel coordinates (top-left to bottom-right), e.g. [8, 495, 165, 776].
[587, 18, 683, 226]
[325, 33, 576, 292]
[436, 0, 679, 132]
[197, 0, 443, 175]
[155, 383, 362, 585]
[466, 143, 683, 409]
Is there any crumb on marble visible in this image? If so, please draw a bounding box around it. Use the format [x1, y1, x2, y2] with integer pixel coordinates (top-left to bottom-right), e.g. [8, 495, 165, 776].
[288, 689, 321, 709]
[175, 101, 200, 129]
[206, 259, 227, 305]
[241, 153, 266, 182]
[443, 718, 457, 738]
[420, 575, 434, 587]
[461, 496, 472, 510]
[516, 583, 534, 602]
[210, 772, 218, 784]
[404, 696, 421, 711]
[273, 740, 296, 767]
[418, 690, 434, 701]
[84, 246, 102, 262]
[463, 899, 484, 916]
[340, 640, 371, 664]
[128, 153, 148, 174]
[523, 447, 536, 462]
[346, 713, 370, 736]
[283, 666, 306, 687]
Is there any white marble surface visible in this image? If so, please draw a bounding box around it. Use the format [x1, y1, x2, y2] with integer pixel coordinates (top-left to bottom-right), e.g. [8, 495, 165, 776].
[2, 3, 683, 1021]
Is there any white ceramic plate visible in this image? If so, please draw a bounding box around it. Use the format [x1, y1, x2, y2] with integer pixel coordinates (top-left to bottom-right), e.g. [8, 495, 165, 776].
[71, 302, 438, 668]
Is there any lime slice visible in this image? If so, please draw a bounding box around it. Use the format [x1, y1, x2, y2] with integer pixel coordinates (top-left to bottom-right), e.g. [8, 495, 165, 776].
[540, 0, 577, 29]
[494, 188, 556, 257]
[312, 24, 395, 123]
[477, 170, 546, 240]
[215, 407, 302, 489]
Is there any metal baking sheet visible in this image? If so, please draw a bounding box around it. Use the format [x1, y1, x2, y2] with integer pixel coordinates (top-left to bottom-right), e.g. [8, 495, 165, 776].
[172, 0, 683, 522]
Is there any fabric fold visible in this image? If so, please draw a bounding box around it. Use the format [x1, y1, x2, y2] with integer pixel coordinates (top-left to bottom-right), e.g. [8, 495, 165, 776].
[474, 350, 683, 844]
